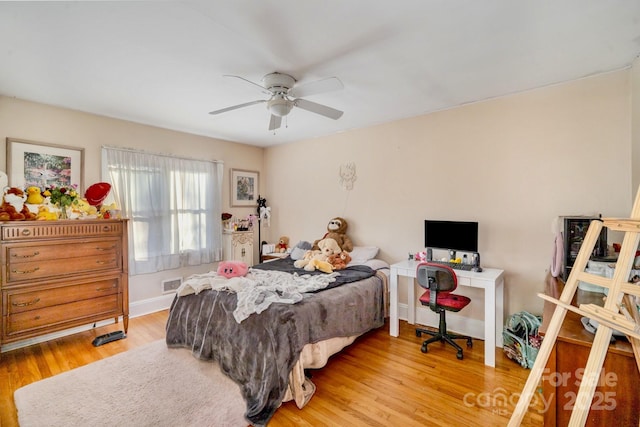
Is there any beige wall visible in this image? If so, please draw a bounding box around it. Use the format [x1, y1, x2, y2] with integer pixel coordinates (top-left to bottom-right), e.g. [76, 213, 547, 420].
[0, 96, 264, 309]
[264, 70, 633, 318]
[0, 68, 634, 322]
[632, 56, 640, 200]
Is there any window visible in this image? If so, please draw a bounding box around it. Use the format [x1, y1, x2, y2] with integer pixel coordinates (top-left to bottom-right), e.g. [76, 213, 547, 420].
[102, 147, 223, 275]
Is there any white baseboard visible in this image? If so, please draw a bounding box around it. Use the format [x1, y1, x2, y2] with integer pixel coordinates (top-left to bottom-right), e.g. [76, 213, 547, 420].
[1, 295, 176, 353]
[129, 293, 175, 317]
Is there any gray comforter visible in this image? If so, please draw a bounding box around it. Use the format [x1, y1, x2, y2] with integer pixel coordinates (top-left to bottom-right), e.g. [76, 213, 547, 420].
[165, 260, 384, 426]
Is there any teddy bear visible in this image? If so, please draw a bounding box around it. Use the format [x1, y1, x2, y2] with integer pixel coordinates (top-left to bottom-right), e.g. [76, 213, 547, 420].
[276, 236, 289, 253]
[312, 217, 354, 252]
[328, 251, 352, 270]
[294, 237, 342, 272]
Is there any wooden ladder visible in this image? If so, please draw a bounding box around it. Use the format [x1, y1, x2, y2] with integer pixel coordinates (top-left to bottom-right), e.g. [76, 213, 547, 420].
[508, 191, 640, 427]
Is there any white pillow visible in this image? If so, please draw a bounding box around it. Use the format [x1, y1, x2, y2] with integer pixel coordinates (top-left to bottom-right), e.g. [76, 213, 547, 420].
[348, 246, 379, 263]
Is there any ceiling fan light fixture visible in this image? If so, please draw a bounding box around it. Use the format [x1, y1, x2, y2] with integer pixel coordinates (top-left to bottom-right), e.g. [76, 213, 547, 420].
[268, 95, 293, 117]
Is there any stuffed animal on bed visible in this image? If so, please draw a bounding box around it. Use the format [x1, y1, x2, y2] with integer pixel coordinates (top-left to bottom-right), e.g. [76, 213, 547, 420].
[276, 236, 289, 253]
[312, 217, 354, 252]
[294, 237, 342, 272]
[217, 261, 248, 278]
[328, 251, 352, 270]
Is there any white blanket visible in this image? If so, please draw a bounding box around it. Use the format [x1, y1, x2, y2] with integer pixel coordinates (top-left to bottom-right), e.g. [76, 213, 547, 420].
[176, 268, 339, 323]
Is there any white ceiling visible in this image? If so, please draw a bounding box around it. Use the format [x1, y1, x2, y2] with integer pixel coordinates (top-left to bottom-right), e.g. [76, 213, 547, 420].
[1, 1, 640, 147]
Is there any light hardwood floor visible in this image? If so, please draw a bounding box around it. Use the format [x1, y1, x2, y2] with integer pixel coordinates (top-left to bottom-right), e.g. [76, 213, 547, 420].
[0, 311, 544, 426]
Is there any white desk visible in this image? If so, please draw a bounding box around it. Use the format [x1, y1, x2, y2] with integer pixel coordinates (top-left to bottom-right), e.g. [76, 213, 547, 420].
[389, 260, 504, 367]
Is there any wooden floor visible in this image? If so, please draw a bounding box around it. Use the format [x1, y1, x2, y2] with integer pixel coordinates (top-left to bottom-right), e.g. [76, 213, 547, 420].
[0, 311, 544, 426]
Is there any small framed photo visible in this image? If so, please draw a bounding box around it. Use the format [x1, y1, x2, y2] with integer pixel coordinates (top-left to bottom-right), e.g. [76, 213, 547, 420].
[230, 168, 259, 207]
[6, 138, 85, 191]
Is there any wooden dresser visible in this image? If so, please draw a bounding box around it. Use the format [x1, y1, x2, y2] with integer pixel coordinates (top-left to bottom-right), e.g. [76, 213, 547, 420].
[0, 219, 128, 350]
[540, 274, 639, 426]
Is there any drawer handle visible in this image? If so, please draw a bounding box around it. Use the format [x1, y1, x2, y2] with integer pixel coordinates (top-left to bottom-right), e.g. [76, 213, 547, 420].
[20, 229, 31, 236]
[11, 251, 40, 258]
[96, 245, 116, 251]
[96, 259, 116, 265]
[12, 297, 41, 307]
[11, 267, 40, 275]
[96, 284, 117, 292]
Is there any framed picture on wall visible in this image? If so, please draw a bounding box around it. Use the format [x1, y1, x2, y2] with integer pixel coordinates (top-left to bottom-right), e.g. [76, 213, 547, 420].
[6, 138, 85, 191]
[230, 168, 259, 207]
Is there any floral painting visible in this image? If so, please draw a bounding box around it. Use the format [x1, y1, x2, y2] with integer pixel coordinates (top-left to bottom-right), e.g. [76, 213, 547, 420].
[230, 169, 259, 207]
[7, 138, 84, 191]
[24, 151, 72, 188]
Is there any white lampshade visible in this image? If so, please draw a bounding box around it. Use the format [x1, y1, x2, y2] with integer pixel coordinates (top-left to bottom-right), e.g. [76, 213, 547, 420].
[268, 95, 293, 117]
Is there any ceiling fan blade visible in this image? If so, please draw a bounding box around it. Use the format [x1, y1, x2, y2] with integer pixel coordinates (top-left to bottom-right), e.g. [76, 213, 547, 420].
[268, 114, 282, 131]
[223, 75, 271, 95]
[209, 99, 266, 115]
[289, 77, 343, 98]
[294, 98, 343, 120]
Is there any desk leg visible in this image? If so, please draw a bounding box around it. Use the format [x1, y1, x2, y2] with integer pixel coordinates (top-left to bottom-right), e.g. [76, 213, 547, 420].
[496, 276, 504, 348]
[484, 283, 496, 367]
[408, 278, 415, 325]
[389, 268, 399, 337]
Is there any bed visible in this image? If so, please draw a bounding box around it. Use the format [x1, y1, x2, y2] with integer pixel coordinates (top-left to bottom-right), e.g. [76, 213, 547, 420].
[165, 250, 389, 426]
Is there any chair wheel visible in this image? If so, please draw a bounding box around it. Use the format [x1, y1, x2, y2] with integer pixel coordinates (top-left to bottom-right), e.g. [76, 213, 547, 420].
[416, 330, 422, 337]
[457, 351, 463, 360]
[467, 339, 473, 348]
[421, 344, 428, 353]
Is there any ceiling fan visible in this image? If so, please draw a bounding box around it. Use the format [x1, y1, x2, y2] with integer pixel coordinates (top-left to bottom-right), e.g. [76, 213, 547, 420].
[209, 72, 344, 131]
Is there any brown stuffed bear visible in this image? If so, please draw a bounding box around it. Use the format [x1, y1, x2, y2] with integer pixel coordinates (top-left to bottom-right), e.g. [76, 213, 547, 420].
[328, 251, 352, 270]
[313, 217, 354, 252]
[276, 236, 289, 253]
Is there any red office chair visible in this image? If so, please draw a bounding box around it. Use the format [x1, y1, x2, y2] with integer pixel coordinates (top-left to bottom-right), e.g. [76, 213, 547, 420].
[415, 262, 473, 360]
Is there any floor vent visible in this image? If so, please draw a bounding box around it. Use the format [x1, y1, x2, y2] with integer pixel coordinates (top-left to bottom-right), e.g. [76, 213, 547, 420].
[162, 277, 182, 294]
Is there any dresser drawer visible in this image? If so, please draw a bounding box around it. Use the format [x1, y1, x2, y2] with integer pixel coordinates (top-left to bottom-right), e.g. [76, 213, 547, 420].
[5, 278, 120, 315]
[6, 238, 120, 263]
[1, 221, 123, 241]
[4, 295, 120, 337]
[6, 253, 119, 283]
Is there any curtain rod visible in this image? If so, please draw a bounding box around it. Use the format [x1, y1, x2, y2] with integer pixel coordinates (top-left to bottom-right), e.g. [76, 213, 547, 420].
[102, 145, 223, 164]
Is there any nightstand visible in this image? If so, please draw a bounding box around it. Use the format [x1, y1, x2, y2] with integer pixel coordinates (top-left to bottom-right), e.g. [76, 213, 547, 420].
[261, 252, 289, 262]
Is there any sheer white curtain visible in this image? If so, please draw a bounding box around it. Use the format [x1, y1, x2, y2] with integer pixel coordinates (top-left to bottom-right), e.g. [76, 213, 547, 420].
[102, 146, 223, 275]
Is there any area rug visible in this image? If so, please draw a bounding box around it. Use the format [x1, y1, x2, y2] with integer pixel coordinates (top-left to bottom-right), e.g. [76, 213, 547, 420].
[14, 340, 247, 427]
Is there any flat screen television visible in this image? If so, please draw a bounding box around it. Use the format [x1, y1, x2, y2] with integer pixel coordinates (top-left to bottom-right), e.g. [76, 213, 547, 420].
[424, 220, 478, 252]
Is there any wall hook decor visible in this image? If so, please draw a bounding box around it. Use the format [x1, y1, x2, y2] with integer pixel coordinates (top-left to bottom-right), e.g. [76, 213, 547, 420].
[339, 162, 357, 190]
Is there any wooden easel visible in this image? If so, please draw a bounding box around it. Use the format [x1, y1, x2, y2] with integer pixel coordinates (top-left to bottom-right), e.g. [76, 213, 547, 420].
[509, 190, 640, 427]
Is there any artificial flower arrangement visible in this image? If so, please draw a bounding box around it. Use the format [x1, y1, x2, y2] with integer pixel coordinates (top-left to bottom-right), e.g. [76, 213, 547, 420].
[43, 184, 79, 218]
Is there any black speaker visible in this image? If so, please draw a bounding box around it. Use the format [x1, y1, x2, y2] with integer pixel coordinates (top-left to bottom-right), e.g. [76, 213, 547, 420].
[426, 248, 432, 261]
